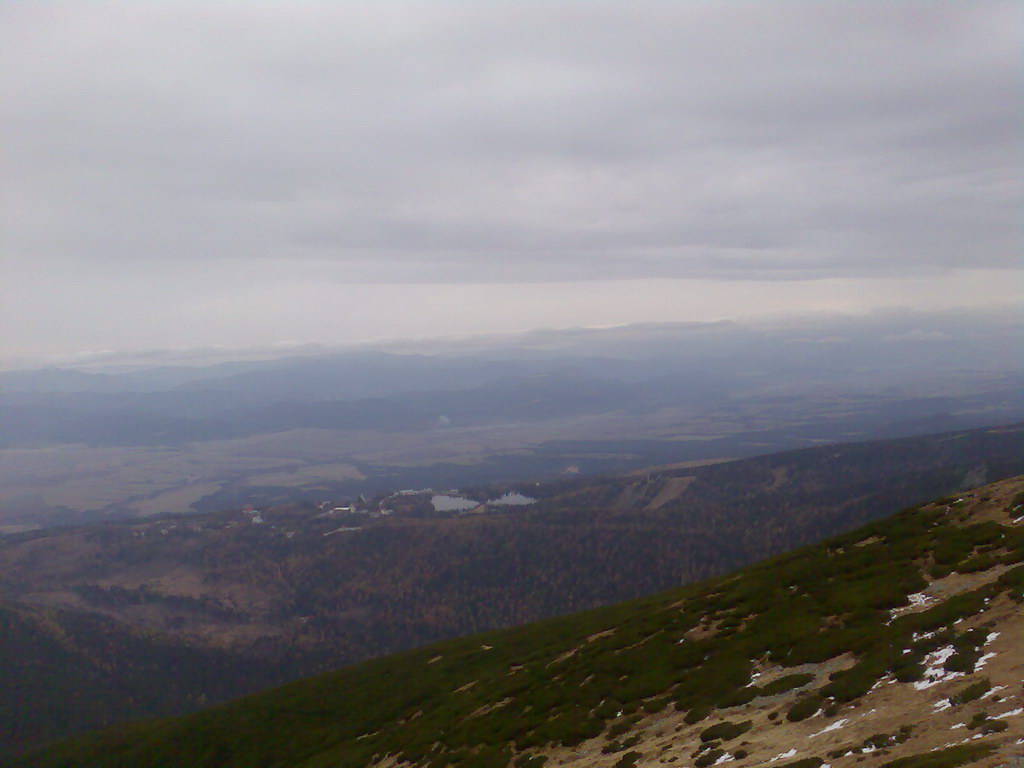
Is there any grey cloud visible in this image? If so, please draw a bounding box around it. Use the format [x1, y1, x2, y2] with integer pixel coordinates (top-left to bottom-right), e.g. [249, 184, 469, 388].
[2, 2, 1023, 366]
[3, 1, 1021, 285]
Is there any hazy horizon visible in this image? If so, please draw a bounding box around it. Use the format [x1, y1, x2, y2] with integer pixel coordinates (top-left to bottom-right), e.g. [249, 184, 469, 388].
[2, 304, 1021, 372]
[3, 2, 1021, 363]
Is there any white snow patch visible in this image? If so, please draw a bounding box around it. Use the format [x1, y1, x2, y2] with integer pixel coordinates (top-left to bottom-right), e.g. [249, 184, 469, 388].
[914, 646, 964, 689]
[950, 722, 966, 729]
[974, 652, 997, 670]
[768, 749, 797, 762]
[871, 676, 899, 691]
[810, 719, 848, 737]
[713, 753, 735, 765]
[932, 699, 952, 712]
[890, 592, 935, 620]
[985, 631, 1000, 644]
[995, 707, 1024, 718]
[981, 685, 1006, 699]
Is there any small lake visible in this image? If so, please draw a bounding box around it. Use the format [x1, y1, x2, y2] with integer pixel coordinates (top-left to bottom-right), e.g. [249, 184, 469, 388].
[431, 495, 479, 512]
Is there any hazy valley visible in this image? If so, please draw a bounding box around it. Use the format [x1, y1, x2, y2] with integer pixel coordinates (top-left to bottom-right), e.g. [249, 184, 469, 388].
[3, 313, 1021, 532]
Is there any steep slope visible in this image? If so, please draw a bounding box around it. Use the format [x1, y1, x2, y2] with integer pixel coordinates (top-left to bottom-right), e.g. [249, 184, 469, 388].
[18, 477, 1024, 768]
[0, 601, 291, 755]
[1, 424, 1022, 757]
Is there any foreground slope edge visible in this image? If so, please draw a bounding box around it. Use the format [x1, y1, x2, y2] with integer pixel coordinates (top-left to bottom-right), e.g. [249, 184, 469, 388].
[17, 477, 1024, 768]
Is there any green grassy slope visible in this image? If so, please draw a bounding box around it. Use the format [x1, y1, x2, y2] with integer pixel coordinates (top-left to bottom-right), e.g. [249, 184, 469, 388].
[16, 479, 1024, 768]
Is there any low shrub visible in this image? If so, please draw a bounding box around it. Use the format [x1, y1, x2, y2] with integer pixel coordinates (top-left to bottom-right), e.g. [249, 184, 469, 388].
[642, 696, 669, 714]
[777, 759, 823, 768]
[880, 743, 992, 768]
[716, 686, 756, 708]
[699, 720, 751, 743]
[759, 673, 815, 697]
[683, 703, 712, 724]
[955, 553, 997, 574]
[602, 735, 641, 754]
[786, 694, 823, 722]
[694, 748, 724, 768]
[949, 678, 990, 706]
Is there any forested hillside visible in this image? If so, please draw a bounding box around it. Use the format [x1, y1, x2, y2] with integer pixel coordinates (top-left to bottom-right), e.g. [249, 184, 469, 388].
[16, 476, 1024, 768]
[0, 601, 291, 751]
[0, 424, 1022, 755]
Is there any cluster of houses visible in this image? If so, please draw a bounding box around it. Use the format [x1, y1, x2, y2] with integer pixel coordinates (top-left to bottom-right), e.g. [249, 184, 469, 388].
[314, 499, 393, 518]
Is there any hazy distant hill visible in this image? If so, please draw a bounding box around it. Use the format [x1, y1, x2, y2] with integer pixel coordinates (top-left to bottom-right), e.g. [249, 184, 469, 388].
[1, 424, 1022, 756]
[7, 310, 1020, 396]
[15, 476, 1024, 767]
[2, 313, 1021, 526]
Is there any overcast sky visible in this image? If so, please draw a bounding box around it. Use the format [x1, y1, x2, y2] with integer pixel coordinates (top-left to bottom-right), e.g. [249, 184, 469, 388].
[2, 2, 1021, 364]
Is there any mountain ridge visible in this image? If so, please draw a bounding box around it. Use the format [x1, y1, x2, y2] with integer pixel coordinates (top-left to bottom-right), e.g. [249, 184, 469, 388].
[15, 476, 1024, 768]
